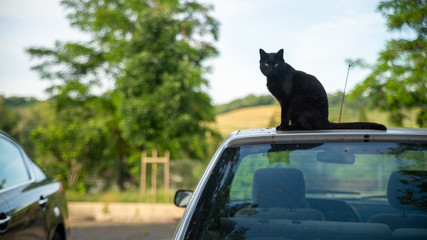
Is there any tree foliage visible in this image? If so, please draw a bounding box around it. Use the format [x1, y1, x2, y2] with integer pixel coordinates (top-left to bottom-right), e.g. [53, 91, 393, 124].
[109, 0, 220, 156]
[0, 96, 18, 134]
[350, 0, 426, 127]
[30, 97, 120, 190]
[26, 0, 220, 191]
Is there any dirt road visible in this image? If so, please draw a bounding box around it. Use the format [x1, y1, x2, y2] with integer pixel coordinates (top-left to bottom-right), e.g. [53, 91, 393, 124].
[70, 221, 179, 240]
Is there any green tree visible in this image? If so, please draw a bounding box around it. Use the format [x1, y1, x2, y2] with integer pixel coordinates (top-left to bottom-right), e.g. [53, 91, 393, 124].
[350, 0, 426, 127]
[27, 39, 121, 190]
[0, 96, 39, 155]
[111, 1, 220, 158]
[0, 95, 18, 133]
[30, 96, 122, 190]
[27, 0, 220, 190]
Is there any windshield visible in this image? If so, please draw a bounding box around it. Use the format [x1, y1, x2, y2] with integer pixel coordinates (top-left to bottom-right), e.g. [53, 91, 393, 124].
[186, 141, 427, 240]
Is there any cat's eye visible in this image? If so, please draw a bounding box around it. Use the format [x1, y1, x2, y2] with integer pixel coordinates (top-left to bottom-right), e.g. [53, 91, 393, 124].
[274, 64, 279, 67]
[264, 63, 269, 67]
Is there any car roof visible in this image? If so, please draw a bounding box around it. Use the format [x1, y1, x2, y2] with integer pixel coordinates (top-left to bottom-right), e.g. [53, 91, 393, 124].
[223, 127, 427, 147]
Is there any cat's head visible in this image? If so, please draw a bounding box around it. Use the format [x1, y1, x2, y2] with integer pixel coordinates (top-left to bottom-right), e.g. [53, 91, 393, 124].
[259, 49, 285, 77]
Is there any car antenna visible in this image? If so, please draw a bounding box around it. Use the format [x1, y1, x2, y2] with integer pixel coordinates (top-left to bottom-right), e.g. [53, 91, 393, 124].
[338, 64, 351, 123]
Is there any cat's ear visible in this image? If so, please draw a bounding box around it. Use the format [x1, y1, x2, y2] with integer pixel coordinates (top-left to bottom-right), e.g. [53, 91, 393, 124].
[275, 49, 284, 60]
[259, 49, 268, 60]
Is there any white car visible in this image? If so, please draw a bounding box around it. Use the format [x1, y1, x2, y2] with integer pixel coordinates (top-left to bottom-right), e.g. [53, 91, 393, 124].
[174, 128, 427, 240]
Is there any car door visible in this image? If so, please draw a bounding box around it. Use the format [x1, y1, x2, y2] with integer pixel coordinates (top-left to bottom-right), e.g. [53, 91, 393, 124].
[0, 196, 11, 235]
[0, 135, 47, 240]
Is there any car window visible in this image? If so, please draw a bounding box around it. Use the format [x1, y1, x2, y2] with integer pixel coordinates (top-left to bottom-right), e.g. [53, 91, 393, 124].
[186, 141, 427, 239]
[0, 136, 31, 190]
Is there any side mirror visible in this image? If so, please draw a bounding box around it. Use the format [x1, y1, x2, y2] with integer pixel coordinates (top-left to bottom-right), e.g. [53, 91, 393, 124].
[174, 190, 193, 208]
[317, 152, 355, 164]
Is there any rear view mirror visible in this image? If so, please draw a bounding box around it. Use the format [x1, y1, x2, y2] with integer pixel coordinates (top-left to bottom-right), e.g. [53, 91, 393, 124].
[174, 190, 193, 208]
[317, 152, 355, 164]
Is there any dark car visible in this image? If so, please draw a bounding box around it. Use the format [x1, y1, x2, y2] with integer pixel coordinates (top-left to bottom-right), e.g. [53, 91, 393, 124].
[0, 130, 68, 240]
[174, 128, 427, 240]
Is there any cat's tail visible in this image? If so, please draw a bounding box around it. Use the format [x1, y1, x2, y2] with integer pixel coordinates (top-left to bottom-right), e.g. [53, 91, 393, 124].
[328, 122, 387, 131]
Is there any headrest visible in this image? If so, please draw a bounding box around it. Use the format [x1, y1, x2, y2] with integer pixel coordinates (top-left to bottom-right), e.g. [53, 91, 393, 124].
[387, 170, 427, 211]
[252, 168, 305, 208]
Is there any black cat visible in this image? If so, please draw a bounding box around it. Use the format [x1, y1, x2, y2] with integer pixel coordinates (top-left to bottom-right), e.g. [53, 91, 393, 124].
[259, 48, 386, 131]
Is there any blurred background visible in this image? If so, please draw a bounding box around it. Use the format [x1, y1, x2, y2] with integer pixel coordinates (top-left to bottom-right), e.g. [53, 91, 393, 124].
[0, 0, 425, 202]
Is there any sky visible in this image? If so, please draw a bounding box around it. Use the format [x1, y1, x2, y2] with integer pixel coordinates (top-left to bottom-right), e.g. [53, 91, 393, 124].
[0, 0, 407, 104]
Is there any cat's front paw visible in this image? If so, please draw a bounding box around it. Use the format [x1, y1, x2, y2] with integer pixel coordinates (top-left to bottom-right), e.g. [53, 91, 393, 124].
[276, 125, 290, 131]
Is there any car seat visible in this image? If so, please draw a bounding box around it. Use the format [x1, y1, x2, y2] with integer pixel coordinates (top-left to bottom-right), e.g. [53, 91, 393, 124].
[236, 168, 324, 221]
[368, 170, 427, 230]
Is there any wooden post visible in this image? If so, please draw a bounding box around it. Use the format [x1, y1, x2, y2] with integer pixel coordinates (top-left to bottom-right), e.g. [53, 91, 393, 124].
[140, 148, 170, 203]
[164, 151, 170, 202]
[151, 149, 157, 203]
[140, 151, 147, 200]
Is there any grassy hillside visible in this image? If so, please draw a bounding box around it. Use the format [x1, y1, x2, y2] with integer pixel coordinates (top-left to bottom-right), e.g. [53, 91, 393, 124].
[214, 105, 280, 135]
[214, 104, 419, 137]
[215, 94, 275, 114]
